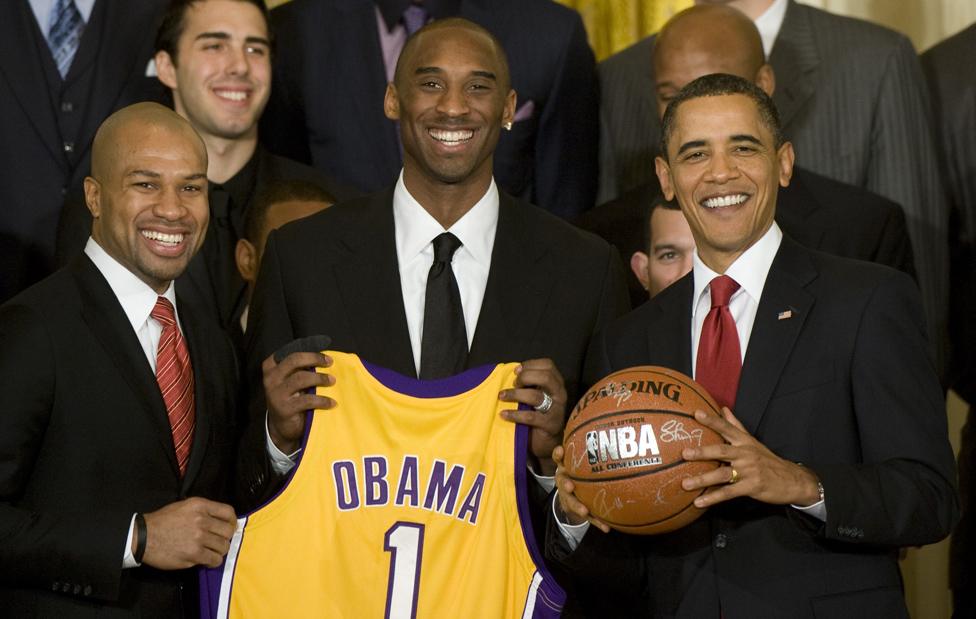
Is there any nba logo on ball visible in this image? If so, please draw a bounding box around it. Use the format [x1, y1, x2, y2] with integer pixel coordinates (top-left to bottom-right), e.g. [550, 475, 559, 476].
[563, 366, 725, 535]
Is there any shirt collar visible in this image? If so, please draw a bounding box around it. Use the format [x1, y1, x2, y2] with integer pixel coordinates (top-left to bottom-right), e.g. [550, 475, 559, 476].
[754, 0, 789, 58]
[214, 148, 260, 210]
[375, 0, 461, 31]
[692, 222, 783, 309]
[392, 171, 498, 267]
[84, 237, 178, 332]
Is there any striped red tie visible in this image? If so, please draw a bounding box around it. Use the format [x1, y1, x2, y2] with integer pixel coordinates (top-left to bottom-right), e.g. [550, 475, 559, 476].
[151, 297, 195, 476]
[696, 275, 742, 411]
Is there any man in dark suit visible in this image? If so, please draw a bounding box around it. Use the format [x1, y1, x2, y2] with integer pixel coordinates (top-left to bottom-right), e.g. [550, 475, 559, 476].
[241, 17, 626, 536]
[597, 0, 947, 365]
[921, 23, 976, 617]
[57, 0, 355, 334]
[0, 103, 238, 618]
[260, 0, 598, 219]
[582, 5, 915, 307]
[0, 0, 169, 303]
[549, 74, 957, 618]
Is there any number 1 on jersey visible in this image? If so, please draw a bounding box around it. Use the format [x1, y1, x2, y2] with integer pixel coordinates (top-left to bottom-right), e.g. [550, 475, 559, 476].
[384, 522, 425, 619]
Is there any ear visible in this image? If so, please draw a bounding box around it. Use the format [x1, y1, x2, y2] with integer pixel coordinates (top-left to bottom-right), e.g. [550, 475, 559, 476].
[630, 252, 651, 291]
[236, 238, 258, 283]
[777, 141, 795, 188]
[755, 63, 776, 97]
[83, 177, 101, 219]
[155, 50, 178, 90]
[501, 88, 516, 128]
[655, 156, 675, 201]
[383, 83, 400, 121]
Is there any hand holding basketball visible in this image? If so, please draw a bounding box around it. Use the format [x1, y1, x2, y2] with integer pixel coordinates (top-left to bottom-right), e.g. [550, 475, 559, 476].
[553, 445, 611, 533]
[681, 407, 822, 508]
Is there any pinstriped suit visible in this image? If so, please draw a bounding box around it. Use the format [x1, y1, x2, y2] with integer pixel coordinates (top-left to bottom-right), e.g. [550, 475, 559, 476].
[596, 1, 947, 367]
[921, 23, 976, 617]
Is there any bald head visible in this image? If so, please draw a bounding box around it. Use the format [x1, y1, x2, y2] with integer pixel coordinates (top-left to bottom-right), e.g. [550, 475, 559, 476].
[393, 18, 511, 92]
[91, 102, 207, 181]
[653, 4, 773, 118]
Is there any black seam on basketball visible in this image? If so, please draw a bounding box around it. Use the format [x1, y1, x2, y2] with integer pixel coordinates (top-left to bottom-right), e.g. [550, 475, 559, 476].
[564, 408, 701, 442]
[593, 368, 720, 415]
[567, 457, 697, 483]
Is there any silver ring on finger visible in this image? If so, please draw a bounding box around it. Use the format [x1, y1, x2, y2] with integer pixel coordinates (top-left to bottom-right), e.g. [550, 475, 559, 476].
[534, 391, 553, 413]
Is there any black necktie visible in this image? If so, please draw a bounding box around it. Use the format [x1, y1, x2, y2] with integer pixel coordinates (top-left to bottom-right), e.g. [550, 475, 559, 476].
[207, 186, 242, 325]
[419, 233, 467, 379]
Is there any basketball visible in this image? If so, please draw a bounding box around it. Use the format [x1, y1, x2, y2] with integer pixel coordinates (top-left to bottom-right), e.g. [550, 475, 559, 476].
[562, 366, 725, 535]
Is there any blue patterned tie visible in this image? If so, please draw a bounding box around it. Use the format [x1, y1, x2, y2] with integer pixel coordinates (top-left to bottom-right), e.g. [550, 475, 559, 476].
[47, 0, 84, 79]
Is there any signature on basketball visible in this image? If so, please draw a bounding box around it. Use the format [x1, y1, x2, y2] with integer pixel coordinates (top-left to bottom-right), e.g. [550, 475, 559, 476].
[602, 382, 632, 407]
[659, 419, 704, 446]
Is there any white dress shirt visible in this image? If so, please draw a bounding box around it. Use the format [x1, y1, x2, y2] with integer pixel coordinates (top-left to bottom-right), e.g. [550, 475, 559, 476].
[85, 237, 182, 568]
[393, 171, 497, 374]
[754, 0, 789, 59]
[556, 223, 824, 549]
[28, 0, 96, 32]
[267, 172, 499, 470]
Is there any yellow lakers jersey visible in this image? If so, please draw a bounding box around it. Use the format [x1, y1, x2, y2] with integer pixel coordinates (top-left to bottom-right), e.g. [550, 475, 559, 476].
[201, 352, 564, 618]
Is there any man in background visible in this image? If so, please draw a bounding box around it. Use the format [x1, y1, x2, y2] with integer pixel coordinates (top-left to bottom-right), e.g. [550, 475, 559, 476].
[1, 0, 168, 302]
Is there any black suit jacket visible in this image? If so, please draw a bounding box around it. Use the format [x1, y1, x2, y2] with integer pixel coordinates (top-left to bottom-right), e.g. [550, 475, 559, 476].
[0, 256, 238, 618]
[548, 236, 957, 618]
[261, 0, 599, 218]
[921, 23, 976, 617]
[0, 0, 168, 303]
[578, 166, 916, 307]
[238, 188, 629, 503]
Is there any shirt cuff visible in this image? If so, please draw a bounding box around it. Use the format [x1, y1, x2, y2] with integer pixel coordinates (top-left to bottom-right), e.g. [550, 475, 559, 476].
[122, 513, 139, 568]
[791, 498, 827, 521]
[265, 412, 301, 475]
[552, 495, 590, 551]
[527, 467, 555, 493]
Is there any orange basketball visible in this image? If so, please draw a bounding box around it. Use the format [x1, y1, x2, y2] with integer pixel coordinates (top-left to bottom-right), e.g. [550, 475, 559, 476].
[563, 366, 725, 535]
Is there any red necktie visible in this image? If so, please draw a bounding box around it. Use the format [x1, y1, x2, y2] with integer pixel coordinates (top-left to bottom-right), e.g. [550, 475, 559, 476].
[696, 275, 742, 411]
[151, 297, 195, 476]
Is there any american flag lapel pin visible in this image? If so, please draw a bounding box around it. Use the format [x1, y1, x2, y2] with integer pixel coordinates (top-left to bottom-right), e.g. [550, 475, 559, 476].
[777, 309, 793, 320]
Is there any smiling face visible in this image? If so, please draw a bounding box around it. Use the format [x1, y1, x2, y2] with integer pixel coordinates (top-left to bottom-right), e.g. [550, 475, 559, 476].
[86, 116, 209, 294]
[155, 0, 271, 143]
[655, 93, 793, 272]
[384, 23, 516, 197]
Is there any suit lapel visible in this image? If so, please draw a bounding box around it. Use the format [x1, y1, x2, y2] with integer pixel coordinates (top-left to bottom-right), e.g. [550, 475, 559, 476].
[332, 190, 415, 375]
[0, 1, 64, 169]
[72, 256, 181, 476]
[646, 275, 694, 375]
[734, 237, 817, 433]
[335, 0, 401, 181]
[177, 296, 214, 489]
[770, 0, 820, 132]
[74, 0, 156, 164]
[468, 194, 554, 366]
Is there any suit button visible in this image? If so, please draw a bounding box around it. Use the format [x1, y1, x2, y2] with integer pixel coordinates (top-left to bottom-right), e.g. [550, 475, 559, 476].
[61, 101, 74, 112]
[52, 581, 61, 591]
[83, 585, 92, 596]
[714, 533, 728, 549]
[63, 142, 74, 154]
[62, 582, 71, 593]
[73, 584, 81, 595]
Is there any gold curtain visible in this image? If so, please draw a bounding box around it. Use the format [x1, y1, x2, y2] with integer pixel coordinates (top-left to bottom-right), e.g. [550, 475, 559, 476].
[555, 0, 691, 60]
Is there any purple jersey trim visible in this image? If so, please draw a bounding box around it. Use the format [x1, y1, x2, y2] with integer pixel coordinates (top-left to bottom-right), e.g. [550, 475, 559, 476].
[515, 419, 567, 616]
[199, 564, 219, 619]
[361, 359, 496, 397]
